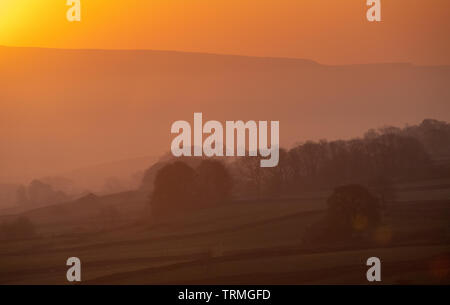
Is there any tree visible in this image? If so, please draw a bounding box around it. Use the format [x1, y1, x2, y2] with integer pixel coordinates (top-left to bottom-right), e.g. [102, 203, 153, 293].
[288, 140, 328, 188]
[16, 185, 28, 205]
[263, 148, 293, 197]
[27, 180, 68, 206]
[235, 155, 264, 199]
[326, 184, 381, 235]
[196, 160, 232, 206]
[150, 161, 196, 216]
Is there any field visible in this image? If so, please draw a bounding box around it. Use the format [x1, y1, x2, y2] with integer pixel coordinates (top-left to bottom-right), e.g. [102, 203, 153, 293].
[0, 179, 449, 285]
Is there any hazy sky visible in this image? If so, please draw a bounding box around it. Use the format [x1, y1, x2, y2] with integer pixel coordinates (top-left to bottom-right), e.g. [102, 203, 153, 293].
[1, 0, 450, 185]
[0, 0, 449, 65]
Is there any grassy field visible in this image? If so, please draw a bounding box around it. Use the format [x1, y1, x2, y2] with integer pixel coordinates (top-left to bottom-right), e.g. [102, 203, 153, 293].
[0, 182, 449, 285]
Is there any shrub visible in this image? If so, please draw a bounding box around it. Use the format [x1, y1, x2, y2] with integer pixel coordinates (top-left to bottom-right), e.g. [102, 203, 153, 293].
[326, 184, 381, 235]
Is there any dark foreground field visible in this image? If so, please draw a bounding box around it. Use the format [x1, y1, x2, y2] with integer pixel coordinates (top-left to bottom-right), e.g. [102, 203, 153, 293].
[0, 180, 449, 285]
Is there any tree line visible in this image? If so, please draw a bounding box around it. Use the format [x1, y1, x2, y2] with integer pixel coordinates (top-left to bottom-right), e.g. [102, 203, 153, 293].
[145, 120, 447, 216]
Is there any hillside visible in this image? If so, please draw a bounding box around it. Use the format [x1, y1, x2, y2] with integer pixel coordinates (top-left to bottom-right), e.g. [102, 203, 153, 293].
[1, 46, 450, 183]
[0, 185, 448, 284]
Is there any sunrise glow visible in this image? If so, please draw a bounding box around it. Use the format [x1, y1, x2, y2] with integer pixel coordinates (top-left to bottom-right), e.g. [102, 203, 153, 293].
[0, 0, 448, 65]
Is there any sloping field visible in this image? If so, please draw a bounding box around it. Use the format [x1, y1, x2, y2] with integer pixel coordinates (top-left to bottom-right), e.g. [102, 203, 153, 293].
[0, 194, 448, 284]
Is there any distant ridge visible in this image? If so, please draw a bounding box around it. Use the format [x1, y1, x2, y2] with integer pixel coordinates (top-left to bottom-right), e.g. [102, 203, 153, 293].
[1, 45, 449, 185]
[4, 45, 449, 69]
[0, 45, 320, 66]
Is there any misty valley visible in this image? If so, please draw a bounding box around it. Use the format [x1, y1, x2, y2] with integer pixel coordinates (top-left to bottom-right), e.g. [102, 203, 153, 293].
[1, 116, 449, 284]
[0, 47, 449, 285]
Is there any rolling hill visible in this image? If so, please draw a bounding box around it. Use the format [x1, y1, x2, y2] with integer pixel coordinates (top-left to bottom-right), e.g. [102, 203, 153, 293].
[1, 46, 450, 184]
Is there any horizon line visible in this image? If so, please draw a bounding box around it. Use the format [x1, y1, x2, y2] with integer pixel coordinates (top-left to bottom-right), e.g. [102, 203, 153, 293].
[2, 44, 445, 67]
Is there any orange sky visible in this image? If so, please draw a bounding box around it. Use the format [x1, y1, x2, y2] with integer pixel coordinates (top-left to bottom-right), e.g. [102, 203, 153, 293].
[0, 0, 449, 65]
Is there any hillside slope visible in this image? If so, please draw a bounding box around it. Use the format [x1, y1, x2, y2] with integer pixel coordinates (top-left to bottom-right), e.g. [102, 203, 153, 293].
[1, 46, 450, 183]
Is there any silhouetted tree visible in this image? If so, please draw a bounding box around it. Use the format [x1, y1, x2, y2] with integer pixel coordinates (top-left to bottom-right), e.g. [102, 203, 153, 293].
[27, 180, 68, 206]
[289, 140, 327, 182]
[374, 119, 450, 159]
[40, 176, 75, 195]
[235, 156, 264, 199]
[285, 133, 431, 192]
[141, 155, 203, 194]
[326, 184, 381, 236]
[263, 148, 293, 197]
[16, 185, 28, 205]
[196, 160, 232, 206]
[150, 161, 196, 216]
